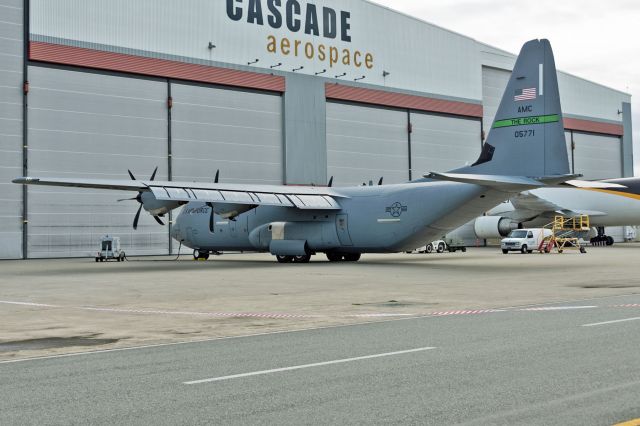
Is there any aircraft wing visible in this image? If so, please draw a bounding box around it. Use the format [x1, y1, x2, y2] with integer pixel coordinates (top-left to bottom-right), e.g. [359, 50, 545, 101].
[12, 177, 345, 210]
[511, 191, 607, 218]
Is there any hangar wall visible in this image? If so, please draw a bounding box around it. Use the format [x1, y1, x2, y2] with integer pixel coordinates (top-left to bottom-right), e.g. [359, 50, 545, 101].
[0, 0, 23, 259]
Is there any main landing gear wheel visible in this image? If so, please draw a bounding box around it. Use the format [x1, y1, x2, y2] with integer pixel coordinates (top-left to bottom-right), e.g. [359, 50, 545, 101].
[344, 253, 361, 262]
[276, 255, 294, 263]
[437, 243, 445, 253]
[293, 254, 312, 263]
[426, 244, 434, 254]
[193, 249, 210, 261]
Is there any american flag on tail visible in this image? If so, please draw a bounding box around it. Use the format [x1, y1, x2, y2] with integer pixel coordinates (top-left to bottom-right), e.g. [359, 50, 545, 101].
[514, 87, 537, 101]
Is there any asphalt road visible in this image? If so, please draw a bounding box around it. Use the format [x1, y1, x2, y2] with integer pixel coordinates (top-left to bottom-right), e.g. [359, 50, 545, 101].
[2, 294, 640, 425]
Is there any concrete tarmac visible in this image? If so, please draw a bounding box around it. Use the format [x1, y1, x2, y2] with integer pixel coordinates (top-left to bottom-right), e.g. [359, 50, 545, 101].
[1, 293, 639, 425]
[1, 246, 640, 361]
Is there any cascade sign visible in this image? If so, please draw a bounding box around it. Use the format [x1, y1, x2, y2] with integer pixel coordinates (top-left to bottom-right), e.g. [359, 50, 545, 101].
[226, 0, 375, 70]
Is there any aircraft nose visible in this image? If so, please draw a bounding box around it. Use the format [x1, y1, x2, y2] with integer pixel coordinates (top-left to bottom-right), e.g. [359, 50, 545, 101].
[171, 209, 186, 242]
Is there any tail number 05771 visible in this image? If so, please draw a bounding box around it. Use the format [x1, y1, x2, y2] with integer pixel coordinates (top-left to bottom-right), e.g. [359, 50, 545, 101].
[515, 129, 535, 138]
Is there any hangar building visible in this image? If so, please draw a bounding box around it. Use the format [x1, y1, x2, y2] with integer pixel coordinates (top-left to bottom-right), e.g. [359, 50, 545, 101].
[0, 0, 634, 259]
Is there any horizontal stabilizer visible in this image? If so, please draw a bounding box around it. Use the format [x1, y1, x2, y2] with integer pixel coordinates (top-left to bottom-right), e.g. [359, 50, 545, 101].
[563, 180, 627, 189]
[425, 172, 576, 192]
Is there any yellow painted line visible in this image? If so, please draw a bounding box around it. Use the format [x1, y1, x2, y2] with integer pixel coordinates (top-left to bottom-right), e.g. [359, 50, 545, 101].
[613, 419, 640, 426]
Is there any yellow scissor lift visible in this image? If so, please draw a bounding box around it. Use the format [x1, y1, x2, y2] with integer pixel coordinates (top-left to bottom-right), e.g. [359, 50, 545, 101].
[538, 215, 590, 254]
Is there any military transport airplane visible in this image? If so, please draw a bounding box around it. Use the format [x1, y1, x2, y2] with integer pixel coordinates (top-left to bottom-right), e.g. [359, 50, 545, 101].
[14, 39, 600, 263]
[462, 177, 640, 246]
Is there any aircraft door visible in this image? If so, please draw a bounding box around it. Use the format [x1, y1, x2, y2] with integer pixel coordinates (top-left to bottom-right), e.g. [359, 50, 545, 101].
[229, 216, 248, 238]
[336, 214, 353, 246]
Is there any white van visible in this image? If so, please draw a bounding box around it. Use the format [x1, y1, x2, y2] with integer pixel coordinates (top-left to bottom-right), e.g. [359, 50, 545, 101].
[501, 228, 552, 254]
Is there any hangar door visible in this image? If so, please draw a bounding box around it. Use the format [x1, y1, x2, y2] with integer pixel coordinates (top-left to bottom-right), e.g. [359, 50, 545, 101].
[171, 84, 283, 185]
[568, 131, 624, 242]
[326, 102, 409, 187]
[0, 0, 23, 259]
[410, 112, 481, 175]
[482, 66, 511, 132]
[27, 67, 169, 258]
[570, 132, 622, 180]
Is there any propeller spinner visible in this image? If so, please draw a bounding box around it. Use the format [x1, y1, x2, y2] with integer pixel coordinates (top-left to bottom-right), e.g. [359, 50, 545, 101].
[120, 167, 165, 230]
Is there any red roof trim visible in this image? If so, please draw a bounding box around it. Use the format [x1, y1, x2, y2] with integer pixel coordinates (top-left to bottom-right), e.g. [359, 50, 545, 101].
[563, 117, 624, 136]
[325, 83, 483, 118]
[29, 41, 285, 92]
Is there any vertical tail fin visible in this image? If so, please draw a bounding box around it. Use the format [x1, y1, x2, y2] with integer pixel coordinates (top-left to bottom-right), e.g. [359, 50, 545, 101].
[455, 39, 569, 178]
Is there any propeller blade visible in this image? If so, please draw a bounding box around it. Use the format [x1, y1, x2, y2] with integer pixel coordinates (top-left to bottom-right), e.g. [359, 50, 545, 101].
[378, 177, 384, 186]
[128, 170, 136, 181]
[328, 176, 334, 187]
[214, 170, 220, 184]
[207, 203, 215, 233]
[153, 216, 165, 226]
[133, 205, 142, 230]
[117, 197, 138, 202]
[150, 166, 158, 181]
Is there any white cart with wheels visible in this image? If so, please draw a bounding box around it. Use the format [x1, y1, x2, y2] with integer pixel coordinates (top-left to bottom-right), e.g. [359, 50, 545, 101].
[96, 235, 125, 262]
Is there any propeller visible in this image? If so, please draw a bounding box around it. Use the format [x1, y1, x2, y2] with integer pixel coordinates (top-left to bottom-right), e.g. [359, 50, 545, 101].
[328, 176, 334, 187]
[207, 202, 215, 233]
[119, 167, 164, 230]
[378, 177, 384, 186]
[214, 170, 220, 183]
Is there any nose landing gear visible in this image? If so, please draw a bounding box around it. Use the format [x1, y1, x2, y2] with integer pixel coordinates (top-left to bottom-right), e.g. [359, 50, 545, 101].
[326, 252, 361, 262]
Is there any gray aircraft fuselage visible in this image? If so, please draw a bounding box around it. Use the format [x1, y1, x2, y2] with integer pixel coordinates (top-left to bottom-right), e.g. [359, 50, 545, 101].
[172, 181, 507, 254]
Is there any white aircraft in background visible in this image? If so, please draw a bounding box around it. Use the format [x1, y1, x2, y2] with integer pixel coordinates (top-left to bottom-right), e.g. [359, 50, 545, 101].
[460, 177, 640, 245]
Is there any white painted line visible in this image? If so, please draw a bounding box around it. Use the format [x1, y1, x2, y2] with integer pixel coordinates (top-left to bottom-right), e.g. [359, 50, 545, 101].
[184, 346, 436, 385]
[582, 317, 640, 327]
[0, 300, 57, 308]
[521, 306, 598, 311]
[539, 63, 544, 96]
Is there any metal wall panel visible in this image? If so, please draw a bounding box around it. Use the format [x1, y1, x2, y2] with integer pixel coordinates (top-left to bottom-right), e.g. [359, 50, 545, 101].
[327, 102, 408, 187]
[0, 0, 23, 258]
[171, 83, 283, 184]
[573, 132, 622, 180]
[482, 66, 511, 133]
[410, 113, 481, 176]
[27, 66, 169, 258]
[284, 74, 326, 185]
[565, 131, 573, 174]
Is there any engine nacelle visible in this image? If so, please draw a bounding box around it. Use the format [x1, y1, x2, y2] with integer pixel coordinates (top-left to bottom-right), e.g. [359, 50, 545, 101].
[140, 192, 181, 216]
[473, 216, 518, 239]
